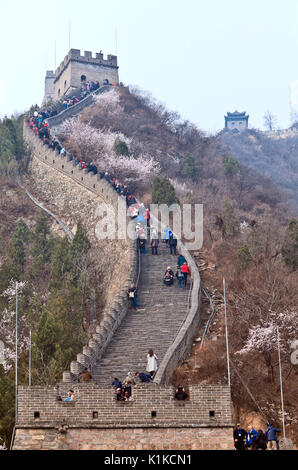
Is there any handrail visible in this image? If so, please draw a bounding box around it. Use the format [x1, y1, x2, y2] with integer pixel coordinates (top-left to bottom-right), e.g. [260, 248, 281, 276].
[171, 278, 193, 346]
[149, 212, 201, 384]
[17, 176, 74, 241]
[200, 288, 217, 348]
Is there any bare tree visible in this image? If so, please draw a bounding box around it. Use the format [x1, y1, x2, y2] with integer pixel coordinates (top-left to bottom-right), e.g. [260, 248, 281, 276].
[264, 110, 277, 131]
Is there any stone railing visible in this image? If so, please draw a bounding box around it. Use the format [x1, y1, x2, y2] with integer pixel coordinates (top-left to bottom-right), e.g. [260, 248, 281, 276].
[150, 215, 202, 385]
[23, 122, 138, 383]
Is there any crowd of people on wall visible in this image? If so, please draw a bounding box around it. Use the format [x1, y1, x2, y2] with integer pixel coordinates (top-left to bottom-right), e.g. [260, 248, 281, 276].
[41, 76, 111, 118]
[27, 109, 144, 209]
[233, 423, 281, 451]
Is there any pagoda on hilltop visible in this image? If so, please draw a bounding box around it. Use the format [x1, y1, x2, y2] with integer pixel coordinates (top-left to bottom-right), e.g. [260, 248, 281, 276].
[224, 111, 249, 132]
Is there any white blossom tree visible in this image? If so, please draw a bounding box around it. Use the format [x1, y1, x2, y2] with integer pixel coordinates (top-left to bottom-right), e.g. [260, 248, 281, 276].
[56, 118, 159, 186]
[237, 310, 297, 381]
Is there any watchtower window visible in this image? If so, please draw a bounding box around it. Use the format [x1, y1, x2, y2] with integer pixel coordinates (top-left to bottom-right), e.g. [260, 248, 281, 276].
[34, 411, 40, 419]
[209, 410, 215, 418]
[64, 80, 67, 89]
[58, 89, 60, 97]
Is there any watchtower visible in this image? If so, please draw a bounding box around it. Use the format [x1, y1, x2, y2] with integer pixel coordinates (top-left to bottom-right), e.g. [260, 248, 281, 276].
[42, 70, 55, 105]
[224, 111, 249, 132]
[52, 49, 119, 101]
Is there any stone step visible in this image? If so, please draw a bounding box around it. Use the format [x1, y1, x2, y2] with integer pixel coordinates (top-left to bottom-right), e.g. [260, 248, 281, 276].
[91, 242, 190, 383]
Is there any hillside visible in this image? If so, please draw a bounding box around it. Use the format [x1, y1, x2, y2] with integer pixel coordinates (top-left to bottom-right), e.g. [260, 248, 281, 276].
[1, 88, 297, 448]
[54, 87, 297, 445]
[218, 128, 298, 213]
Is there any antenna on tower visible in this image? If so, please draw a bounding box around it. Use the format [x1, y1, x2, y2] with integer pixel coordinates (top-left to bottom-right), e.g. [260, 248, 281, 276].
[115, 28, 118, 56]
[69, 21, 71, 50]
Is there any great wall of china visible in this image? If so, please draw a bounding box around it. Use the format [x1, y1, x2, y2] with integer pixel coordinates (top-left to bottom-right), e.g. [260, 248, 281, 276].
[12, 90, 234, 450]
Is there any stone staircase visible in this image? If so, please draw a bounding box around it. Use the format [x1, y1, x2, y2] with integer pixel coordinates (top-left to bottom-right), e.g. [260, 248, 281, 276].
[92, 241, 190, 385]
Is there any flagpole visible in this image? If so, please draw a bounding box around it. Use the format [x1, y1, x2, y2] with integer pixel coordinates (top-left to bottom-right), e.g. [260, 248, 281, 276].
[15, 281, 18, 422]
[223, 278, 231, 386]
[277, 326, 286, 438]
[29, 329, 32, 387]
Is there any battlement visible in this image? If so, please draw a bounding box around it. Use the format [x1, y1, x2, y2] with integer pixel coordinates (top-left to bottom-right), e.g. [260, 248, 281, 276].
[55, 49, 118, 82]
[17, 383, 233, 428]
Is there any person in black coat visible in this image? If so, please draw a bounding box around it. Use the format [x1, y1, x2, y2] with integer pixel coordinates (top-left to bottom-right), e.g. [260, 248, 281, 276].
[233, 424, 247, 450]
[254, 430, 267, 450]
[169, 234, 177, 255]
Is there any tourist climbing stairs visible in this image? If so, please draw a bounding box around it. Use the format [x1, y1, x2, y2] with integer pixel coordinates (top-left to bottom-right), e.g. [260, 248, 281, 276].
[92, 241, 190, 384]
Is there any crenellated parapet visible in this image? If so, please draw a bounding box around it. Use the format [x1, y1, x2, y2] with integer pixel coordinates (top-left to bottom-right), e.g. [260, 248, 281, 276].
[55, 49, 118, 82]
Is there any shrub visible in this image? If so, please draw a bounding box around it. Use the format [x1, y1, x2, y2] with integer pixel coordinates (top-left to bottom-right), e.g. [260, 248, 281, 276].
[180, 153, 198, 181]
[152, 176, 179, 206]
[114, 138, 130, 156]
[237, 244, 252, 270]
[222, 201, 238, 238]
[282, 218, 298, 270]
[223, 154, 239, 176]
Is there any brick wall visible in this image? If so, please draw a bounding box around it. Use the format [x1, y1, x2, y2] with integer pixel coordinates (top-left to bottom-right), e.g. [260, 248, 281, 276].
[13, 426, 234, 450]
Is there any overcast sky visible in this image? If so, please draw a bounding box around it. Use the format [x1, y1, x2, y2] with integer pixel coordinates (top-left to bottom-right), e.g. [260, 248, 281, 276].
[1, 0, 298, 133]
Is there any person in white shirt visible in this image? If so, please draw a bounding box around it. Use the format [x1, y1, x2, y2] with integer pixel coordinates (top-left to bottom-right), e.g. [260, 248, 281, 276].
[146, 349, 158, 377]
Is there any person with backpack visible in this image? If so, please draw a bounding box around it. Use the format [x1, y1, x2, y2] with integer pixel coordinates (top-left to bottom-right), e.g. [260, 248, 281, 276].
[175, 265, 184, 288]
[265, 422, 281, 450]
[127, 283, 138, 310]
[180, 262, 191, 286]
[177, 254, 187, 267]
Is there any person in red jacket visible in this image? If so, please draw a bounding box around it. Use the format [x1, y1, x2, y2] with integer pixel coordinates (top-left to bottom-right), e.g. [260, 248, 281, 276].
[180, 262, 191, 286]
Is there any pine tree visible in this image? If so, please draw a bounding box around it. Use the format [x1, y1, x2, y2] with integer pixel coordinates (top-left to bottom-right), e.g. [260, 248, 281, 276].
[282, 218, 298, 270]
[152, 176, 179, 206]
[0, 365, 15, 449]
[114, 138, 130, 156]
[70, 220, 91, 261]
[237, 244, 252, 270]
[50, 237, 72, 290]
[9, 219, 30, 271]
[31, 212, 51, 276]
[223, 154, 239, 176]
[180, 152, 198, 180]
[222, 201, 238, 239]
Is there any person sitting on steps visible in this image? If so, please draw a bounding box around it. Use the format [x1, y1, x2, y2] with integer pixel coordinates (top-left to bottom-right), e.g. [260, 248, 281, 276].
[135, 371, 152, 383]
[163, 267, 174, 286]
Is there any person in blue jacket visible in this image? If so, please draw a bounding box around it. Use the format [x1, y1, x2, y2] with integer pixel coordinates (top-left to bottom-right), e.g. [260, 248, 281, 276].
[265, 422, 281, 450]
[177, 254, 186, 267]
[135, 371, 152, 382]
[246, 425, 258, 449]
